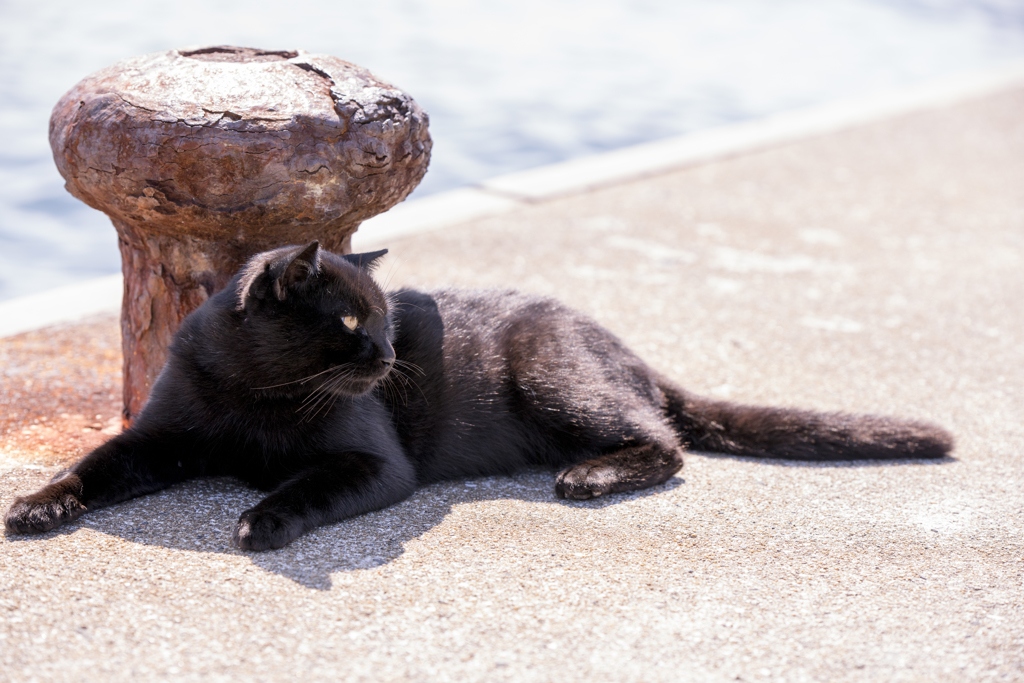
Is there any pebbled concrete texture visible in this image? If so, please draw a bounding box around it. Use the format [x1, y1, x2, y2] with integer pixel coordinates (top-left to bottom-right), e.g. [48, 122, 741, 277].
[2, 88, 1023, 682]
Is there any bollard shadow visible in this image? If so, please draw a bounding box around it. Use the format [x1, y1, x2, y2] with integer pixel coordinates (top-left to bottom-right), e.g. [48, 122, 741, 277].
[2, 468, 683, 591]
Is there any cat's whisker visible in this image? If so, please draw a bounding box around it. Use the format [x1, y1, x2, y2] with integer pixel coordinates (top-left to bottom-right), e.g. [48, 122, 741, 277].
[302, 396, 330, 422]
[374, 374, 398, 417]
[299, 376, 346, 418]
[384, 377, 400, 412]
[254, 363, 352, 391]
[299, 391, 332, 422]
[299, 366, 362, 422]
[321, 390, 345, 421]
[388, 379, 405, 418]
[393, 359, 426, 377]
[387, 365, 428, 405]
[319, 370, 361, 419]
[301, 372, 346, 413]
[390, 366, 425, 401]
[300, 378, 339, 408]
[394, 374, 413, 408]
[300, 363, 353, 400]
[381, 372, 407, 410]
[380, 259, 400, 293]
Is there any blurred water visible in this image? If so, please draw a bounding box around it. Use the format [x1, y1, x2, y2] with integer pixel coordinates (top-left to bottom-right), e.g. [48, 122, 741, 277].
[0, 0, 1022, 300]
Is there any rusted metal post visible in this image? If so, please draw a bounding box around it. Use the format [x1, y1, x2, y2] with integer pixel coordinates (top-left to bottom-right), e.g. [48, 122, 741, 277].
[49, 46, 431, 423]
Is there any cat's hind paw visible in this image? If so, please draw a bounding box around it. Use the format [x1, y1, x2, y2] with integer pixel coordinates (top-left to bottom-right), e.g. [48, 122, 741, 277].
[555, 444, 684, 500]
[4, 476, 87, 534]
[555, 462, 617, 500]
[232, 508, 304, 551]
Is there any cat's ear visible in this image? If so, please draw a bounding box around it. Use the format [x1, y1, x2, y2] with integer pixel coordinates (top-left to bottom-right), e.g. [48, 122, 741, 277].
[273, 241, 321, 301]
[236, 259, 274, 310]
[235, 241, 321, 310]
[343, 249, 388, 271]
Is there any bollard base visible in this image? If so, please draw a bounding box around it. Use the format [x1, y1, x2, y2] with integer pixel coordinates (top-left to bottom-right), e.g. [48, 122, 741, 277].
[115, 221, 353, 424]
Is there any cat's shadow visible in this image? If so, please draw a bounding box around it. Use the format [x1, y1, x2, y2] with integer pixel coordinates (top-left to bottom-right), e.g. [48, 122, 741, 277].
[10, 470, 683, 590]
[8, 454, 953, 591]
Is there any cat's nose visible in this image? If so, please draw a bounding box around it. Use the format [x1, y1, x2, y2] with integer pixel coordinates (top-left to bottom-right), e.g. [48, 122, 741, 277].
[379, 340, 396, 370]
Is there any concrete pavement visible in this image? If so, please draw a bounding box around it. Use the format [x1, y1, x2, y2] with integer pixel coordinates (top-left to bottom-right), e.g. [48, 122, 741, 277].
[1, 85, 1022, 682]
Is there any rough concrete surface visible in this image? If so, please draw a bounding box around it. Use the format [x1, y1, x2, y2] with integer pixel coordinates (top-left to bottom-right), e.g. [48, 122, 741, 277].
[2, 89, 1023, 682]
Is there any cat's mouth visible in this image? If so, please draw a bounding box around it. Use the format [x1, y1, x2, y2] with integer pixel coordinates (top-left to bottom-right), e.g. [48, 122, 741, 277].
[293, 365, 389, 421]
[335, 375, 381, 395]
[327, 365, 391, 396]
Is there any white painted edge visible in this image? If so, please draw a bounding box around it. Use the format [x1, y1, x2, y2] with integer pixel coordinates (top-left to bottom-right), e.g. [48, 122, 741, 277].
[353, 187, 519, 249]
[0, 273, 122, 338]
[3, 59, 1023, 338]
[481, 60, 1024, 200]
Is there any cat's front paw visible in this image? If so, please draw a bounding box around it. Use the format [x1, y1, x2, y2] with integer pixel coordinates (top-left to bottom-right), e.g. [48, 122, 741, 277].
[232, 507, 304, 551]
[555, 463, 617, 500]
[4, 476, 87, 534]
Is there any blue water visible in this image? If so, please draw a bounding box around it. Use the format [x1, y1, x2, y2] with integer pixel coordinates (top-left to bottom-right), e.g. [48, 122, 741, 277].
[0, 0, 1022, 300]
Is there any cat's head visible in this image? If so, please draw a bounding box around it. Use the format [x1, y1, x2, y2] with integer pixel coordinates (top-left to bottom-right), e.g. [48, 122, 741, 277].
[231, 241, 395, 400]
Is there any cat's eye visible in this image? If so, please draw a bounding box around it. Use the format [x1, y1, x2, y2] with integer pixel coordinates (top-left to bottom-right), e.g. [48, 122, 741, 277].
[342, 315, 359, 330]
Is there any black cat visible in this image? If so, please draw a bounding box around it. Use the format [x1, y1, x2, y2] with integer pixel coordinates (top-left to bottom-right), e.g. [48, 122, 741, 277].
[5, 243, 953, 550]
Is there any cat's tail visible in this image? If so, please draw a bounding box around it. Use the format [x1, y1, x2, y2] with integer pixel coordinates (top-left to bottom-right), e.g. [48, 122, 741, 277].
[657, 378, 953, 460]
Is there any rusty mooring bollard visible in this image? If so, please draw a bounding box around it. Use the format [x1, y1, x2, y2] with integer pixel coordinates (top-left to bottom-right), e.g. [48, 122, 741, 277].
[49, 46, 431, 424]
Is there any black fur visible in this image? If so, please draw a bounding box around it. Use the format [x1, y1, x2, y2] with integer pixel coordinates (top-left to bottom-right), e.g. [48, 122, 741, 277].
[5, 243, 954, 550]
